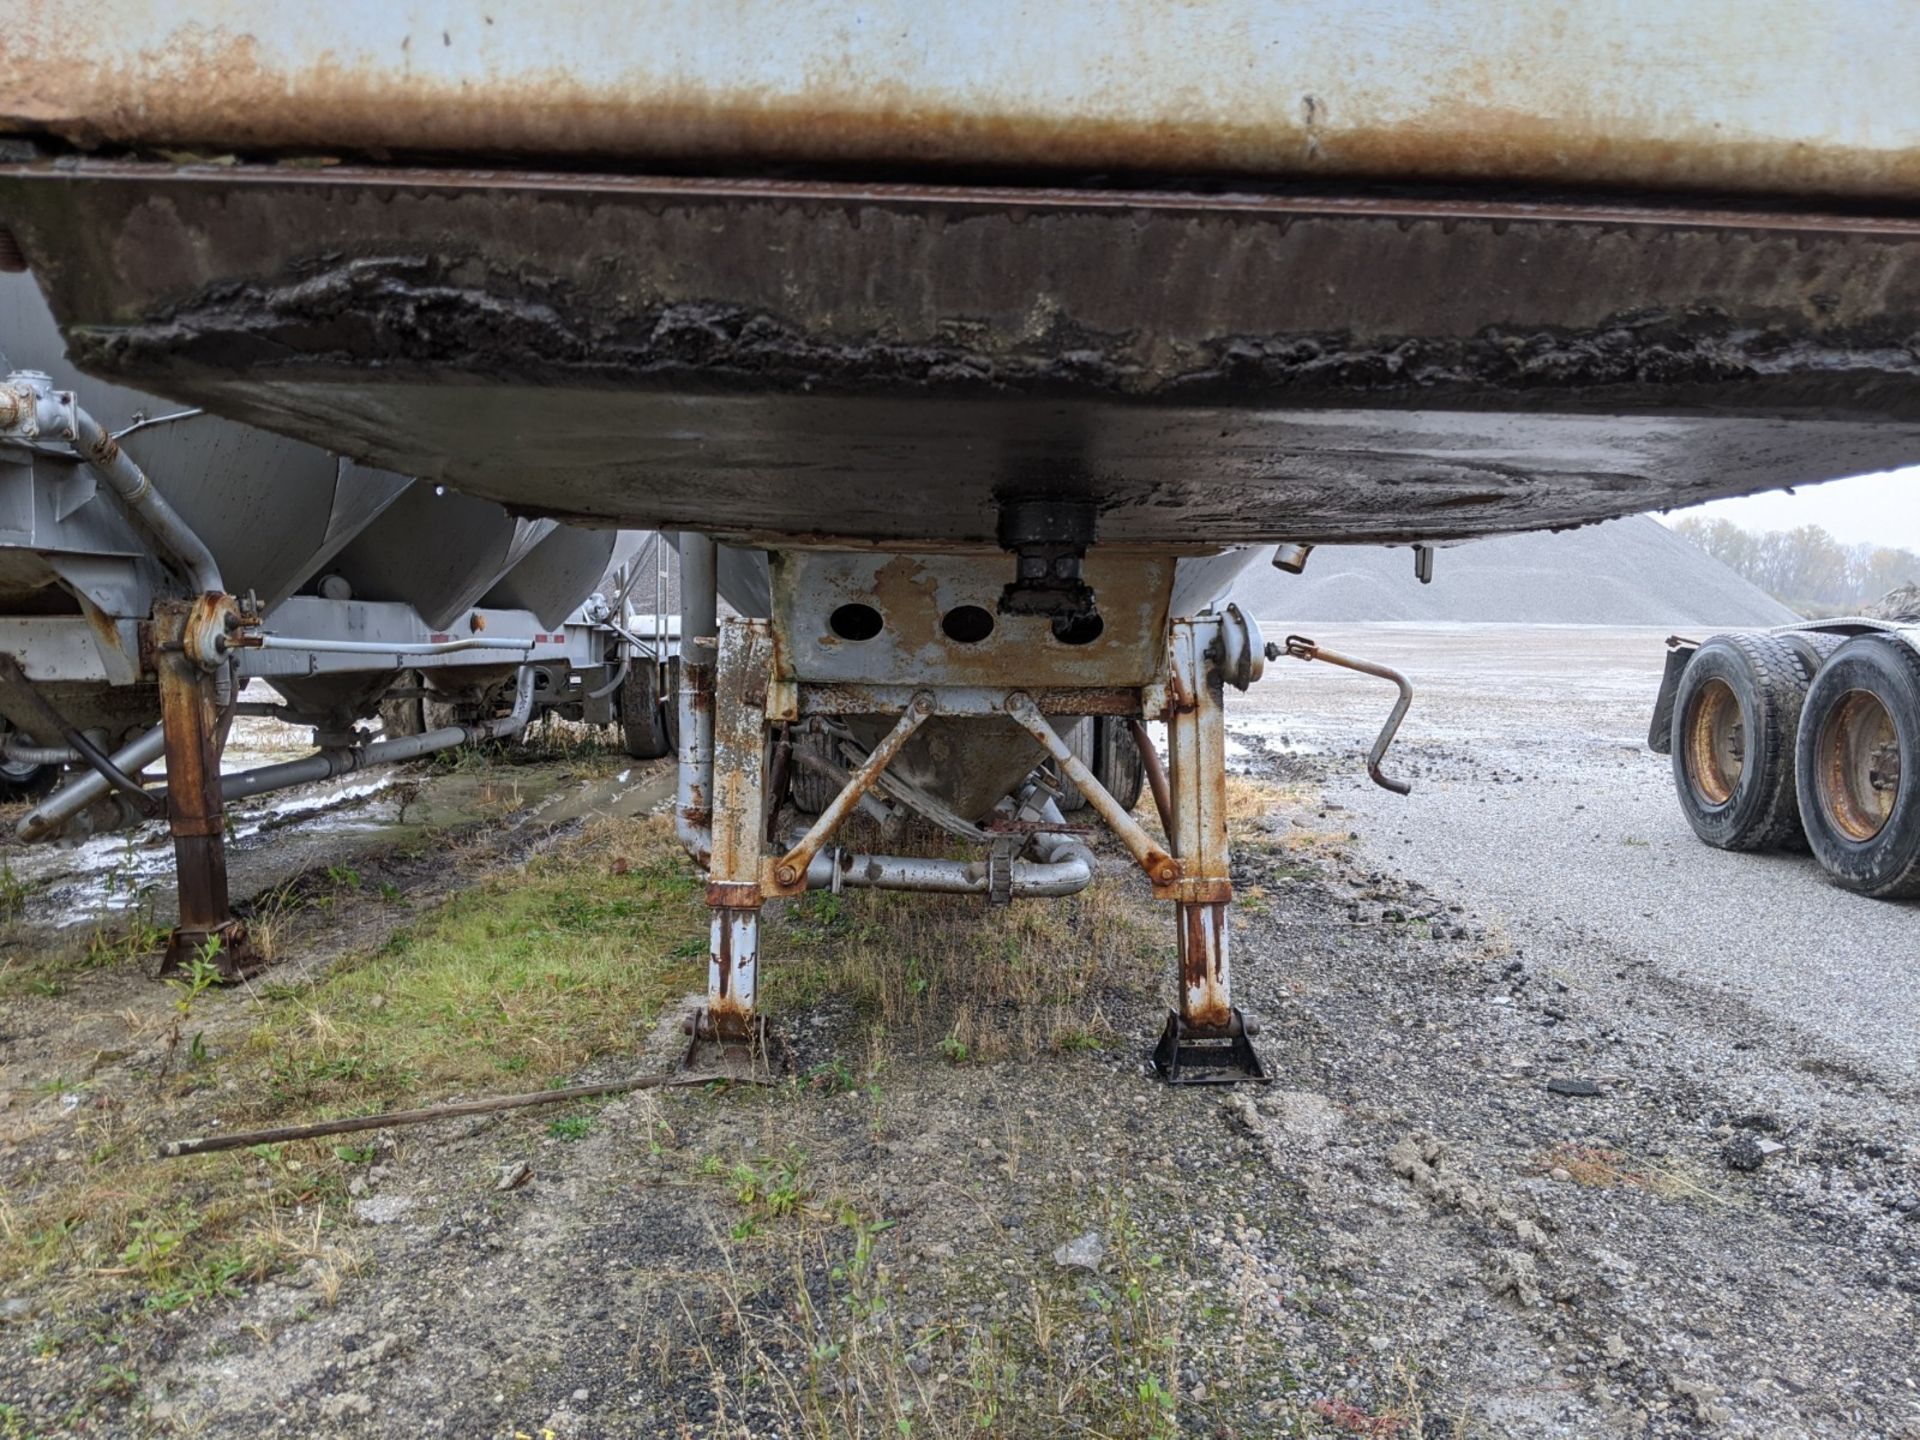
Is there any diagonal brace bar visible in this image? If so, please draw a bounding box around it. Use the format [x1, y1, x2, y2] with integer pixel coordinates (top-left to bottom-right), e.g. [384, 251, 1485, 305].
[767, 691, 934, 891]
[1006, 691, 1179, 889]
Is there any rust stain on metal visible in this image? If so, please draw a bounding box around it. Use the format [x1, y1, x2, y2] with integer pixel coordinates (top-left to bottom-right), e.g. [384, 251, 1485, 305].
[1178, 901, 1232, 1029]
[153, 601, 259, 982]
[704, 880, 760, 908]
[6, 8, 1920, 201]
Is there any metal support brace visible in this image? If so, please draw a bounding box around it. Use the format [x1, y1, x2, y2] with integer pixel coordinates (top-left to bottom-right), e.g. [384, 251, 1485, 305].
[1153, 617, 1267, 1083]
[767, 693, 932, 894]
[691, 617, 776, 1060]
[1006, 692, 1178, 889]
[153, 601, 258, 982]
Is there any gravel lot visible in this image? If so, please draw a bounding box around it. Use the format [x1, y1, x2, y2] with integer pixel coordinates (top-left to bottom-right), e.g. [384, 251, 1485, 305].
[3, 624, 1916, 1438]
[1237, 622, 1920, 1087]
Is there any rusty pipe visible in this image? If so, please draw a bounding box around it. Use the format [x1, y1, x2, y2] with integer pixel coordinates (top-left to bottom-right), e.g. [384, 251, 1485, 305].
[1127, 718, 1176, 841]
[1278, 635, 1414, 796]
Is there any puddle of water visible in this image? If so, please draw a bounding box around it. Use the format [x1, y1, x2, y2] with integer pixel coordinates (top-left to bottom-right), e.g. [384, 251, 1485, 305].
[4, 757, 674, 938]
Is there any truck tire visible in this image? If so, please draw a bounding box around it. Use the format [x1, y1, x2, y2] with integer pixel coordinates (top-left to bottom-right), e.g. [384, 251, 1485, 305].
[1794, 634, 1920, 898]
[660, 658, 681, 752]
[1049, 718, 1099, 813]
[619, 662, 671, 759]
[1093, 716, 1146, 813]
[0, 755, 56, 800]
[789, 728, 841, 815]
[1669, 632, 1815, 852]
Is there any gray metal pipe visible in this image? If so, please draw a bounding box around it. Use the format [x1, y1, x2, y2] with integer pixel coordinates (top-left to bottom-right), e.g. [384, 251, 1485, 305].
[804, 829, 1094, 899]
[69, 407, 222, 596]
[3, 371, 223, 596]
[252, 633, 533, 656]
[676, 532, 717, 863]
[16, 724, 166, 841]
[222, 666, 537, 802]
[2, 735, 78, 764]
[18, 666, 539, 839]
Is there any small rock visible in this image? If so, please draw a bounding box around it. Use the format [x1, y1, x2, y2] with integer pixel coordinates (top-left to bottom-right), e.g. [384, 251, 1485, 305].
[1052, 1231, 1106, 1272]
[318, 1392, 372, 1421]
[351, 1194, 415, 1226]
[1723, 1135, 1784, 1172]
[1548, 1166, 1572, 1183]
[496, 1161, 533, 1191]
[1486, 1250, 1542, 1306]
[572, 1388, 590, 1403]
[347, 1175, 369, 1198]
[1190, 1381, 1208, 1402]
[0, 1296, 34, 1322]
[1546, 1077, 1601, 1098]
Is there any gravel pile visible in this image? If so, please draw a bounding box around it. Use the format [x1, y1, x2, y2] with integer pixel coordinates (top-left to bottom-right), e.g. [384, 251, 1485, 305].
[1867, 582, 1920, 621]
[1231, 516, 1796, 626]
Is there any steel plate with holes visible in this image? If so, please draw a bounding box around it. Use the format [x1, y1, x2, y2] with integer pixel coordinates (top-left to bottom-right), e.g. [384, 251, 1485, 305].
[770, 551, 1172, 689]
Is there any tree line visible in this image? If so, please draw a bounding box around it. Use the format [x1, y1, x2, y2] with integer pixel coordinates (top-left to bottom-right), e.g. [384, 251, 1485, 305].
[1672, 517, 1919, 614]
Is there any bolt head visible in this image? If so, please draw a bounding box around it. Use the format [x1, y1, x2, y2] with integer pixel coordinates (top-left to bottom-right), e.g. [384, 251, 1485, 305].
[774, 865, 798, 886]
[1157, 865, 1176, 883]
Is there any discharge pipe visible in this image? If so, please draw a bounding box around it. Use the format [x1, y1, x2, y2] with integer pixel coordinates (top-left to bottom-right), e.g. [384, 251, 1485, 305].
[17, 668, 538, 839]
[222, 666, 536, 802]
[804, 827, 1094, 899]
[16, 724, 167, 841]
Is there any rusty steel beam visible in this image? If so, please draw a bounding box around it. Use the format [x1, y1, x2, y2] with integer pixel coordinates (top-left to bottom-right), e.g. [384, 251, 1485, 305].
[152, 601, 257, 981]
[8, 160, 1920, 553]
[699, 619, 776, 1045]
[1163, 619, 1233, 1028]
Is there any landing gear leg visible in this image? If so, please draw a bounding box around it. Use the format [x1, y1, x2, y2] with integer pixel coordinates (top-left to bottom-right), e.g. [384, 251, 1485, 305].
[685, 618, 777, 1074]
[1152, 617, 1267, 1084]
[154, 599, 259, 982]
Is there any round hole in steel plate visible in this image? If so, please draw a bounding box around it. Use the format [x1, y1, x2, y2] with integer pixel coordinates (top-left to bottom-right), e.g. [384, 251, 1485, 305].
[828, 603, 884, 642]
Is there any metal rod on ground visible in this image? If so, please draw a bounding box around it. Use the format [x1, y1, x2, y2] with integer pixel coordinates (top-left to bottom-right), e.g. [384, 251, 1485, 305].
[157, 1070, 743, 1159]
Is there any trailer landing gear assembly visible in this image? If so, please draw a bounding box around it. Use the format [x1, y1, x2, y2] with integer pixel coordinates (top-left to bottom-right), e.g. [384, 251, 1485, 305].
[671, 535, 1418, 1086]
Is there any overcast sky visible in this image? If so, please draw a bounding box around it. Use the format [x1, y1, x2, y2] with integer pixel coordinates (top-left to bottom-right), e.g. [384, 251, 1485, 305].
[1656, 465, 1920, 552]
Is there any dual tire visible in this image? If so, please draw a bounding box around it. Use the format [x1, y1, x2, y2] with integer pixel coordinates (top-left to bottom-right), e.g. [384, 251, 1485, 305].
[1672, 631, 1918, 897]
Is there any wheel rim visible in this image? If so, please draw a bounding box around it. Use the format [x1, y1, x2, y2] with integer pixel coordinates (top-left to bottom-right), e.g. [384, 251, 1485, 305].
[0, 756, 41, 784]
[1685, 677, 1745, 806]
[1816, 689, 1901, 841]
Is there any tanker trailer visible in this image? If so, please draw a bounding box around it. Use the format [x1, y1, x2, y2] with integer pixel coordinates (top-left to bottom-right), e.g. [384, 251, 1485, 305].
[0, 270, 639, 977]
[4, 2, 1920, 1075]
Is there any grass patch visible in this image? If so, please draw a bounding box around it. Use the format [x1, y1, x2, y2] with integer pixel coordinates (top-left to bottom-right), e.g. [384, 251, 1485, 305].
[769, 822, 1158, 1062]
[243, 815, 705, 1114]
[0, 814, 705, 1343]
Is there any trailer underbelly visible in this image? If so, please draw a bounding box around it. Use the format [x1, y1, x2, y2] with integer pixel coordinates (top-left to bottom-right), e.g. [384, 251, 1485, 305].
[6, 164, 1920, 546]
